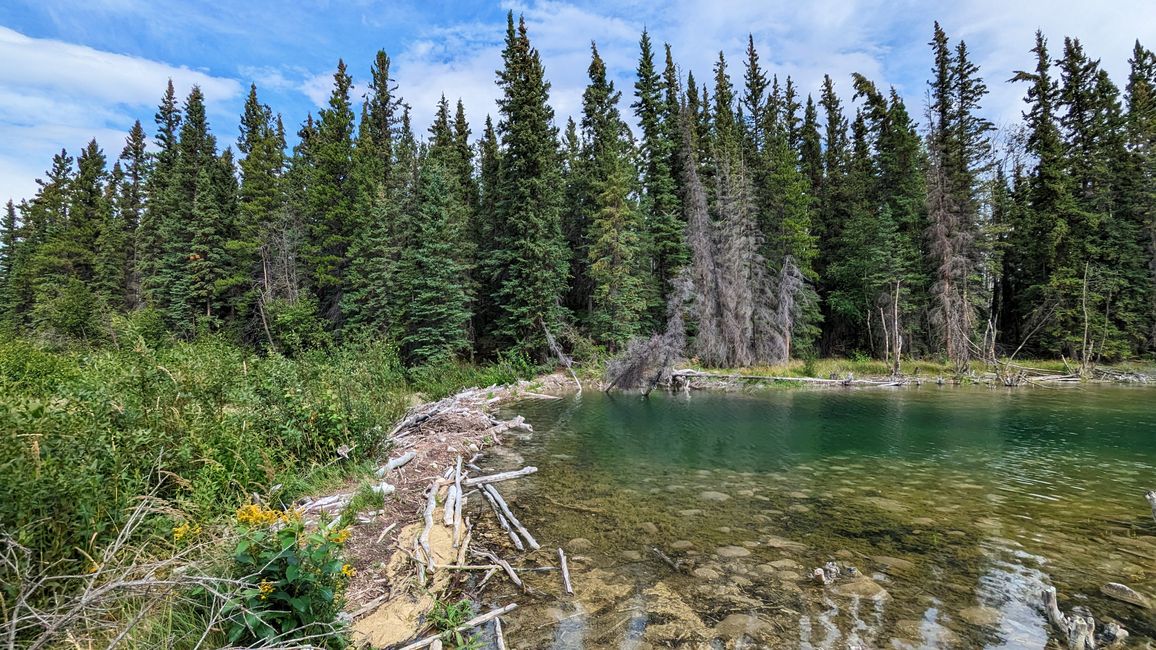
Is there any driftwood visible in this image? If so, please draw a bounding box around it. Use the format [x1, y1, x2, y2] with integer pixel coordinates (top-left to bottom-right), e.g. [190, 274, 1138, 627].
[483, 416, 533, 440]
[543, 321, 582, 394]
[652, 547, 682, 572]
[481, 487, 523, 551]
[482, 484, 540, 550]
[456, 523, 471, 566]
[396, 604, 518, 650]
[1147, 490, 1156, 524]
[376, 522, 397, 544]
[1042, 585, 1130, 649]
[453, 457, 464, 547]
[463, 466, 538, 487]
[419, 483, 437, 572]
[377, 451, 416, 477]
[442, 485, 458, 527]
[558, 548, 573, 595]
[494, 616, 508, 650]
[478, 550, 523, 589]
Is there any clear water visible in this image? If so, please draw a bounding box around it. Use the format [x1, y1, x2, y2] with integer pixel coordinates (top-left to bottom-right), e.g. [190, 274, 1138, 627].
[484, 386, 1156, 649]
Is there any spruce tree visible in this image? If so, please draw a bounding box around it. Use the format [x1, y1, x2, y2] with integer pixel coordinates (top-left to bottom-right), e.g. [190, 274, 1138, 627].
[140, 81, 181, 308]
[487, 13, 568, 356]
[305, 60, 357, 326]
[581, 43, 647, 349]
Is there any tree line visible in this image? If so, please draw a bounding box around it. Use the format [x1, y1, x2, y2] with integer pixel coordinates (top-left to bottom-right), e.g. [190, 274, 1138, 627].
[1, 14, 1154, 368]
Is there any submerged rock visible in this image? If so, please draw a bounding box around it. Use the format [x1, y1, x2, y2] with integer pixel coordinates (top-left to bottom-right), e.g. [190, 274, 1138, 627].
[958, 605, 1001, 628]
[716, 545, 752, 558]
[712, 613, 776, 642]
[638, 522, 659, 535]
[693, 567, 721, 580]
[699, 490, 731, 502]
[830, 575, 890, 601]
[1101, 582, 1152, 609]
[671, 540, 694, 550]
[872, 555, 916, 573]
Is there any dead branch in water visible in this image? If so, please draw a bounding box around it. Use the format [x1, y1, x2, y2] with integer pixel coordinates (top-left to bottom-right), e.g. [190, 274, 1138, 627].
[395, 603, 518, 650]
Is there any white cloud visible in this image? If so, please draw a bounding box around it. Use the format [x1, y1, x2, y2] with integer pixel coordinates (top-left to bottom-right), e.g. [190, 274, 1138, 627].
[0, 25, 242, 204]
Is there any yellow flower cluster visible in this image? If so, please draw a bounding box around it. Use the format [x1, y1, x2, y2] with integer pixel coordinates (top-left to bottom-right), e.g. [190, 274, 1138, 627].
[172, 522, 202, 541]
[331, 528, 350, 544]
[258, 579, 275, 600]
[236, 504, 299, 527]
[341, 564, 356, 578]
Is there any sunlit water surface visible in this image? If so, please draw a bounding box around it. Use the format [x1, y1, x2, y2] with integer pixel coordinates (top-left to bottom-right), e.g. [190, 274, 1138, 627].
[482, 386, 1156, 649]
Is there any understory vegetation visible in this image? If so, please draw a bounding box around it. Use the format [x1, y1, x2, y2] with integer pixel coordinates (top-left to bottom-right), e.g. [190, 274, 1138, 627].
[0, 324, 536, 647]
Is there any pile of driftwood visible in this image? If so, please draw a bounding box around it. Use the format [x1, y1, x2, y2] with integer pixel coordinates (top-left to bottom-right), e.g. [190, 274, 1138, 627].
[398, 451, 577, 649]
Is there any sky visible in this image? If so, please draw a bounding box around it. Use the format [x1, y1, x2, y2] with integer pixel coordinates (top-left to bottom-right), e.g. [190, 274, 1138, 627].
[1, 0, 1155, 205]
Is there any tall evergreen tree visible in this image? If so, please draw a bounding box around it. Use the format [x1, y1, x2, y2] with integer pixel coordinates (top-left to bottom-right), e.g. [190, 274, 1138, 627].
[486, 13, 569, 355]
[140, 81, 181, 308]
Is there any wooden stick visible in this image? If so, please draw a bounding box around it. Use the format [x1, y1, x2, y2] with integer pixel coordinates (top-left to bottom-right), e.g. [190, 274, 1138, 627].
[419, 482, 437, 573]
[481, 551, 524, 589]
[558, 548, 573, 595]
[494, 616, 508, 650]
[453, 456, 464, 546]
[477, 567, 499, 591]
[375, 522, 397, 544]
[483, 483, 540, 550]
[442, 484, 458, 527]
[481, 486, 524, 551]
[463, 466, 538, 487]
[455, 522, 471, 567]
[396, 604, 519, 650]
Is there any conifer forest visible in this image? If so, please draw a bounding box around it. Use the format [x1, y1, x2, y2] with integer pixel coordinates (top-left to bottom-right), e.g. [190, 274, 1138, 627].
[3, 16, 1156, 368]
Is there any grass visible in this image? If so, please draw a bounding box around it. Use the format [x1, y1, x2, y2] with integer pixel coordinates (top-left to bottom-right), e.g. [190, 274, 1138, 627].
[0, 332, 541, 648]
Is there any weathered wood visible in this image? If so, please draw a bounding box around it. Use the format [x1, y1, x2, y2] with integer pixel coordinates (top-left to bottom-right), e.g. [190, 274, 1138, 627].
[442, 484, 458, 527]
[453, 456, 464, 547]
[375, 522, 397, 544]
[494, 616, 508, 650]
[456, 523, 471, 567]
[377, 451, 416, 477]
[396, 604, 518, 650]
[483, 483, 540, 550]
[479, 550, 523, 589]
[558, 548, 573, 595]
[463, 466, 538, 487]
[481, 486, 523, 551]
[672, 369, 905, 386]
[1147, 490, 1156, 524]
[419, 482, 437, 573]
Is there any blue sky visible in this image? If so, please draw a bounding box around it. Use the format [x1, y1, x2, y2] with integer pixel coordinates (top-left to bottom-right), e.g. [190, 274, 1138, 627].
[2, 0, 1154, 204]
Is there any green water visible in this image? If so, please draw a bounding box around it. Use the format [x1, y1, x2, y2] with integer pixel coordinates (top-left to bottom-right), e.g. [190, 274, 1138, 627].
[484, 386, 1156, 649]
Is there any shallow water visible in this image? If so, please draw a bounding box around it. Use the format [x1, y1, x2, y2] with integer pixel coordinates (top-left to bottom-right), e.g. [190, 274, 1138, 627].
[487, 386, 1156, 649]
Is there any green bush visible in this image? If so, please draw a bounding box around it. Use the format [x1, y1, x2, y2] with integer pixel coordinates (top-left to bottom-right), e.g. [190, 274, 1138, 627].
[225, 504, 351, 647]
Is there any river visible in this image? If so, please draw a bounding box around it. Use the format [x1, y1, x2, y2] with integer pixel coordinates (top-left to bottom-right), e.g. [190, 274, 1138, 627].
[481, 385, 1156, 648]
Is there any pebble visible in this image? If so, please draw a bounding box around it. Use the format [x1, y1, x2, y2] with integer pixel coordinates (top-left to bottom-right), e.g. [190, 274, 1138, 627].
[912, 517, 936, 526]
[567, 538, 593, 552]
[788, 504, 811, 513]
[638, 522, 659, 535]
[716, 545, 752, 558]
[958, 606, 1001, 627]
[693, 567, 721, 580]
[621, 550, 642, 561]
[699, 491, 731, 502]
[671, 540, 694, 550]
[830, 576, 890, 601]
[770, 558, 800, 570]
[873, 555, 916, 573]
[679, 509, 704, 517]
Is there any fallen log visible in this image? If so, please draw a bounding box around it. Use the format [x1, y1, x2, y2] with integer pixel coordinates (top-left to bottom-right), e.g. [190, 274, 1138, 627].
[479, 550, 523, 589]
[483, 484, 540, 550]
[463, 466, 538, 487]
[1147, 490, 1156, 524]
[396, 604, 519, 650]
[377, 451, 416, 477]
[442, 484, 458, 527]
[494, 617, 508, 650]
[453, 456, 464, 547]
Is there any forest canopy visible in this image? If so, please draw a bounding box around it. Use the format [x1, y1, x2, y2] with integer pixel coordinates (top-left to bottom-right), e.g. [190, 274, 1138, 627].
[2, 14, 1154, 367]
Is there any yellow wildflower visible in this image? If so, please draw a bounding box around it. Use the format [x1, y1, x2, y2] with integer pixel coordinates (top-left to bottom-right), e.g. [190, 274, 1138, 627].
[341, 564, 356, 578]
[172, 522, 191, 541]
[331, 528, 350, 544]
[258, 579, 275, 600]
[236, 504, 281, 526]
[86, 562, 100, 574]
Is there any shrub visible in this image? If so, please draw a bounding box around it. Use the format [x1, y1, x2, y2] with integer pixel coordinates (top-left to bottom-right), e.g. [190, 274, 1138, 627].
[225, 504, 351, 648]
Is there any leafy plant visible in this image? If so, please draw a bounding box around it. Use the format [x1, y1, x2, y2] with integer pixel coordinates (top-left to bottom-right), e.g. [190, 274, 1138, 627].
[224, 504, 352, 648]
[428, 598, 481, 649]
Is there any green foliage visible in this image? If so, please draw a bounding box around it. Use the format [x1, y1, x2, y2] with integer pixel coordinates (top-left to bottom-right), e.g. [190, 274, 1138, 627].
[407, 350, 538, 400]
[428, 598, 482, 649]
[339, 481, 385, 528]
[225, 504, 351, 647]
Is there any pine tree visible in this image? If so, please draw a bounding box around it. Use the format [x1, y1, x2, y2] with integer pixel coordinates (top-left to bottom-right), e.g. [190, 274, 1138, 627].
[395, 159, 472, 365]
[1124, 41, 1156, 349]
[305, 60, 357, 326]
[486, 13, 569, 355]
[633, 31, 685, 325]
[118, 121, 148, 309]
[0, 200, 18, 325]
[581, 43, 647, 349]
[140, 81, 181, 308]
